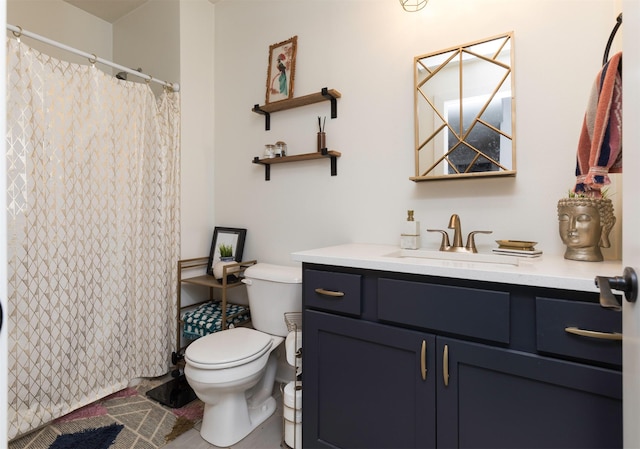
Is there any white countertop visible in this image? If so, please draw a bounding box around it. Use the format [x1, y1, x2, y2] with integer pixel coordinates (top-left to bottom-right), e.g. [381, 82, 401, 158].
[291, 243, 624, 293]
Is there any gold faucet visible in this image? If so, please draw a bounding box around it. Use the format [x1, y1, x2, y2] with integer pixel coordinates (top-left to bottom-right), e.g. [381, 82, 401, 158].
[427, 214, 492, 253]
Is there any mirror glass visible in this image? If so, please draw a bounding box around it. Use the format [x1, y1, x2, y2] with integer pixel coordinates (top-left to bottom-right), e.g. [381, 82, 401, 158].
[411, 33, 515, 181]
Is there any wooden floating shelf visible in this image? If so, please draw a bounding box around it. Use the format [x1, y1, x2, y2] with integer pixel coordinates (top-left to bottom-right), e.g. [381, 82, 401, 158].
[253, 150, 341, 181]
[255, 89, 341, 113]
[252, 88, 341, 130]
[254, 150, 341, 164]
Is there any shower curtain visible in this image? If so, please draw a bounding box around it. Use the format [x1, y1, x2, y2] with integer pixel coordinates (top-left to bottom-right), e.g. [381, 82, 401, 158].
[5, 38, 181, 439]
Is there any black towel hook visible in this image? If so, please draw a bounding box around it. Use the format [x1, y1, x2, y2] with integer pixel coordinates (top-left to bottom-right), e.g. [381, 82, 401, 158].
[603, 12, 622, 66]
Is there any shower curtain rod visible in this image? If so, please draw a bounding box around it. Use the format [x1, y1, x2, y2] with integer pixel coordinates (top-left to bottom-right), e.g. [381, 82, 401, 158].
[6, 23, 180, 92]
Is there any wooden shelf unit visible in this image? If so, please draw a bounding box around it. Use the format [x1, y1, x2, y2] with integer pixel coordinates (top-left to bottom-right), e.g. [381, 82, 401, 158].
[252, 88, 341, 130]
[251, 87, 342, 180]
[252, 149, 341, 181]
[175, 258, 257, 356]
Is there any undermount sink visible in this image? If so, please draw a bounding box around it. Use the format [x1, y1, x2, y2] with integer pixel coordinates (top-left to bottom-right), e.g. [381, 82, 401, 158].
[384, 249, 522, 266]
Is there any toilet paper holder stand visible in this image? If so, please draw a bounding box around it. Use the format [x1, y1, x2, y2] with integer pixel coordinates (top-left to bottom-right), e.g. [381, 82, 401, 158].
[282, 312, 302, 449]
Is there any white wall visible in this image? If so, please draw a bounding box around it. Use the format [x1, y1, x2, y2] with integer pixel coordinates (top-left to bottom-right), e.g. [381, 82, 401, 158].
[113, 0, 180, 97]
[178, 1, 216, 258]
[7, 0, 112, 65]
[213, 0, 622, 266]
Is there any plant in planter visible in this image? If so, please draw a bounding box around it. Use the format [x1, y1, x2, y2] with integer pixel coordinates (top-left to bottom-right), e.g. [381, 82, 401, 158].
[557, 189, 616, 262]
[213, 244, 240, 282]
[219, 244, 234, 260]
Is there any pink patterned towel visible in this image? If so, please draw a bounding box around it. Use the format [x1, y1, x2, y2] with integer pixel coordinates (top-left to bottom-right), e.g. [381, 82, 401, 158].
[574, 51, 622, 197]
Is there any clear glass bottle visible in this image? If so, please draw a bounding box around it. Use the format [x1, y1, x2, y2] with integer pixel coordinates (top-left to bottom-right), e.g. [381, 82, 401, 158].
[276, 141, 287, 157]
[264, 144, 275, 158]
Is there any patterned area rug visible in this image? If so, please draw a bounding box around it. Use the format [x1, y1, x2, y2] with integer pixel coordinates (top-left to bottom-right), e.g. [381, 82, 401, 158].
[8, 380, 204, 449]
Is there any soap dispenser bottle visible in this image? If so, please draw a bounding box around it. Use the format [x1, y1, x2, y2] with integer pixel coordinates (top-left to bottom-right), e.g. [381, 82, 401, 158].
[400, 210, 420, 250]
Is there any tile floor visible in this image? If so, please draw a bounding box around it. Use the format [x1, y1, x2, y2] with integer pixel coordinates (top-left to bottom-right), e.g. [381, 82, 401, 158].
[163, 385, 289, 449]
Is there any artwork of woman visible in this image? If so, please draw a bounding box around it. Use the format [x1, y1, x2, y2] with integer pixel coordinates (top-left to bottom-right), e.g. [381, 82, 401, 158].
[271, 53, 288, 96]
[557, 197, 616, 262]
[266, 36, 296, 103]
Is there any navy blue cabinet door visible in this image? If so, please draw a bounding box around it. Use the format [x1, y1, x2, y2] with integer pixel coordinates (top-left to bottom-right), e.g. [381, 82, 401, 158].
[437, 337, 622, 449]
[304, 310, 437, 449]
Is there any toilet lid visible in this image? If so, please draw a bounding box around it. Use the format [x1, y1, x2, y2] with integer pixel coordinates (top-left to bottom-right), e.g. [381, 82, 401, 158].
[244, 263, 302, 284]
[185, 327, 273, 369]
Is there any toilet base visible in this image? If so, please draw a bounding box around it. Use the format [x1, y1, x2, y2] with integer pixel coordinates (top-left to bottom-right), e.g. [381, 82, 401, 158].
[196, 342, 283, 447]
[200, 394, 277, 447]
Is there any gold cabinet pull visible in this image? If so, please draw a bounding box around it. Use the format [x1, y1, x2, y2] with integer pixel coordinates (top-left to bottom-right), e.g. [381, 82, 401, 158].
[443, 344, 449, 387]
[420, 340, 427, 381]
[565, 326, 622, 341]
[314, 288, 345, 298]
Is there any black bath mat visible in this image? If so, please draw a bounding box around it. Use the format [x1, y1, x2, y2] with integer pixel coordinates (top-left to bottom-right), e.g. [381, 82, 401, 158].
[146, 374, 197, 409]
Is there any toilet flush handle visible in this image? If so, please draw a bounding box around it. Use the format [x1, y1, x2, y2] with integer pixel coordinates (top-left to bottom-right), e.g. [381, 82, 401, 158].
[241, 279, 252, 286]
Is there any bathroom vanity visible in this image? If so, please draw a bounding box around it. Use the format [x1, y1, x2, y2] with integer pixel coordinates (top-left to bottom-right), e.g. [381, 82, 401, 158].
[292, 244, 623, 449]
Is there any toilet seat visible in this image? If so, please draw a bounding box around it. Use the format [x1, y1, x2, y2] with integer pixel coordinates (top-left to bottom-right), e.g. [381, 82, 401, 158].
[185, 327, 273, 369]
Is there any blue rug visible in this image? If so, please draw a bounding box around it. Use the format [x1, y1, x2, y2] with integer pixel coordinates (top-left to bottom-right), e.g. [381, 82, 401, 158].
[49, 423, 124, 449]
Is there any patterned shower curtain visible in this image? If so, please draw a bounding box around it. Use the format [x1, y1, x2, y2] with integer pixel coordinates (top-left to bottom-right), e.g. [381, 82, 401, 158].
[5, 38, 181, 439]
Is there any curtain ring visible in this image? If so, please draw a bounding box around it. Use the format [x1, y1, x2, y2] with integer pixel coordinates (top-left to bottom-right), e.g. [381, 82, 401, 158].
[145, 77, 151, 85]
[88, 54, 97, 65]
[12, 26, 22, 39]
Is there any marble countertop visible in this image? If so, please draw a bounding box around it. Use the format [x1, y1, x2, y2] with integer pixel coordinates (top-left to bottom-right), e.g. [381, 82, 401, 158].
[291, 243, 624, 293]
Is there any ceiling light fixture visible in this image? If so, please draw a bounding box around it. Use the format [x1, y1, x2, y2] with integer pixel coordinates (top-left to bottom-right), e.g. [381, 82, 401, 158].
[400, 0, 428, 12]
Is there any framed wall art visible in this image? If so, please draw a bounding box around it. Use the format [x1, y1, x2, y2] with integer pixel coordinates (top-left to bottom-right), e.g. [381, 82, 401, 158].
[207, 227, 247, 276]
[265, 35, 297, 104]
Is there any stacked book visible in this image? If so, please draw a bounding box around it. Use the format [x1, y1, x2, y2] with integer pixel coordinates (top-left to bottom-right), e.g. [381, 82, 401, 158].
[492, 240, 542, 258]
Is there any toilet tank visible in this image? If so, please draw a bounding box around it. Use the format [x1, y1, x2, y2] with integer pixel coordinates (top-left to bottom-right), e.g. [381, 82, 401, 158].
[243, 263, 302, 337]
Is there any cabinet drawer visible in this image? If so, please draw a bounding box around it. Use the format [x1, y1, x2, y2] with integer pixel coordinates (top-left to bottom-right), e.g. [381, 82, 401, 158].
[304, 269, 362, 316]
[536, 297, 622, 367]
[378, 278, 510, 343]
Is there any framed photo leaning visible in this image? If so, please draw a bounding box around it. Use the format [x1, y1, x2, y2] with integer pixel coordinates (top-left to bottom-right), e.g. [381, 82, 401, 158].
[207, 227, 247, 276]
[265, 36, 297, 104]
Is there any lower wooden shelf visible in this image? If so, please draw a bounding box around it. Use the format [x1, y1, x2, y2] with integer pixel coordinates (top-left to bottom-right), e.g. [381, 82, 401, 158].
[252, 149, 341, 181]
[176, 258, 257, 355]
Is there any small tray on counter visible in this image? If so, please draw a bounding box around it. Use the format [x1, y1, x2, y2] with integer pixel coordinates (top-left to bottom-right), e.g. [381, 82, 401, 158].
[495, 240, 538, 251]
[494, 240, 541, 258]
[492, 248, 542, 258]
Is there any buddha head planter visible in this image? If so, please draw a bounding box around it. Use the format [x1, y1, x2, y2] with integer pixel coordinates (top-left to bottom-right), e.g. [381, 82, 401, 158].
[557, 196, 616, 262]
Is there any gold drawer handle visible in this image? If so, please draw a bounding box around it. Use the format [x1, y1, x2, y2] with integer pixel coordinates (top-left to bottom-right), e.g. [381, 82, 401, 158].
[565, 326, 622, 341]
[443, 344, 449, 387]
[420, 340, 427, 381]
[314, 288, 345, 298]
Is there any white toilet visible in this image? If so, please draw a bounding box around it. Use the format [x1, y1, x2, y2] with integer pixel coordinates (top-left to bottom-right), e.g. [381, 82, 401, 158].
[184, 263, 302, 447]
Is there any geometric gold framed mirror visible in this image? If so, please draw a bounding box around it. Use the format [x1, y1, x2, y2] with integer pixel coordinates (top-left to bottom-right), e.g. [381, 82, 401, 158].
[411, 32, 515, 181]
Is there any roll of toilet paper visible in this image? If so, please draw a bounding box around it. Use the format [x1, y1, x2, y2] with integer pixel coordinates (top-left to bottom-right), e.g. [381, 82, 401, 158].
[284, 418, 302, 449]
[283, 381, 302, 409]
[285, 331, 302, 366]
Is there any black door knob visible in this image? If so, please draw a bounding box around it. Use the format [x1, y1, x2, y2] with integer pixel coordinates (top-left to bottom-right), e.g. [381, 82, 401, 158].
[595, 266, 638, 311]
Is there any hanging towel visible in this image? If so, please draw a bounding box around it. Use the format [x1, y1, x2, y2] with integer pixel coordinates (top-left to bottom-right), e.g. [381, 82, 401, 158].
[574, 51, 622, 197]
